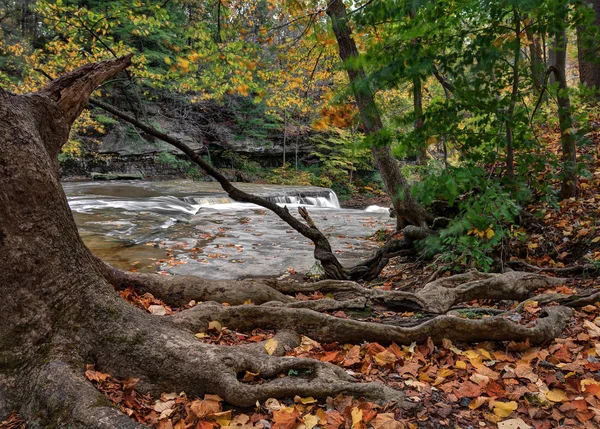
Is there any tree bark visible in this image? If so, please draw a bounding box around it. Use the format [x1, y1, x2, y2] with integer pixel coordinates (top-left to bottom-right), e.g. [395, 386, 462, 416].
[413, 75, 428, 165]
[505, 7, 521, 180]
[326, 0, 433, 229]
[551, 14, 578, 200]
[577, 0, 600, 98]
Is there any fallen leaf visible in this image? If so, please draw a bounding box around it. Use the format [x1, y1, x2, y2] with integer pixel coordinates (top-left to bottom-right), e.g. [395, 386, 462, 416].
[264, 398, 282, 411]
[351, 407, 363, 429]
[497, 418, 531, 429]
[265, 338, 278, 355]
[493, 401, 518, 418]
[468, 397, 488, 410]
[584, 320, 600, 338]
[272, 408, 300, 429]
[148, 305, 167, 315]
[303, 414, 319, 429]
[208, 321, 222, 331]
[372, 413, 404, 429]
[545, 389, 568, 403]
[190, 396, 221, 418]
[374, 350, 397, 366]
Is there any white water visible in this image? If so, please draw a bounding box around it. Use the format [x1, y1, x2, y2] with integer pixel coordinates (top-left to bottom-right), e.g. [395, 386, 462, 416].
[365, 205, 390, 213]
[67, 184, 341, 215]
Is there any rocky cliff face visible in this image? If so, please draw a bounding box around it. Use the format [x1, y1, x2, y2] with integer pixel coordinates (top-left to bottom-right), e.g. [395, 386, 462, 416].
[61, 97, 316, 178]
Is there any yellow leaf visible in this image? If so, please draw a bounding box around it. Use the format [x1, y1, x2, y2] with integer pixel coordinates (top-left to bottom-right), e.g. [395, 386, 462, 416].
[545, 389, 568, 402]
[177, 58, 190, 70]
[164, 56, 172, 65]
[438, 368, 454, 378]
[265, 338, 278, 355]
[455, 361, 467, 370]
[486, 228, 495, 239]
[419, 372, 434, 382]
[195, 332, 209, 339]
[468, 397, 488, 410]
[299, 397, 317, 404]
[315, 408, 327, 425]
[493, 401, 518, 418]
[303, 414, 319, 429]
[351, 407, 363, 429]
[208, 321, 222, 331]
[209, 410, 232, 426]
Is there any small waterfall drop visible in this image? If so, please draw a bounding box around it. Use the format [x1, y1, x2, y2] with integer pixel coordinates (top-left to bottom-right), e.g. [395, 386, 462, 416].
[265, 190, 340, 209]
[66, 181, 341, 216]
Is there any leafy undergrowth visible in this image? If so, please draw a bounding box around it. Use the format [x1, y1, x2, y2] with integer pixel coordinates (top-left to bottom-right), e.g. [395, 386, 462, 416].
[508, 124, 600, 269]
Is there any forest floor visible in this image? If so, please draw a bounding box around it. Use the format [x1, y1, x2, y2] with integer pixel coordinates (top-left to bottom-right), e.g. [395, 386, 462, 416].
[3, 130, 600, 429]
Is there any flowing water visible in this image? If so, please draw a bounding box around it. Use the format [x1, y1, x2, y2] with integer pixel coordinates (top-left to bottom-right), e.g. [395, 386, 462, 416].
[63, 180, 394, 280]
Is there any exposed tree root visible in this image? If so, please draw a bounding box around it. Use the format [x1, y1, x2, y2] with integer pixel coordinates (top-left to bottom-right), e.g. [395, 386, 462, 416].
[212, 356, 409, 409]
[171, 302, 573, 345]
[267, 271, 564, 314]
[103, 263, 294, 307]
[507, 260, 600, 276]
[514, 290, 600, 311]
[24, 361, 144, 429]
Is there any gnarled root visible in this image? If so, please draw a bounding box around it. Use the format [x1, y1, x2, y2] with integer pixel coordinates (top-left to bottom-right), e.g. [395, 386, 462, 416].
[170, 302, 573, 345]
[102, 263, 294, 307]
[267, 271, 564, 314]
[21, 361, 145, 428]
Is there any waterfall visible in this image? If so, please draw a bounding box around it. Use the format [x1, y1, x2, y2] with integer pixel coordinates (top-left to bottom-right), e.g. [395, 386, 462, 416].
[66, 181, 341, 215]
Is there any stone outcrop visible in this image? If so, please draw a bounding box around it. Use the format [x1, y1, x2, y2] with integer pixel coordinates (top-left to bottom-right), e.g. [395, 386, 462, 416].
[62, 97, 316, 178]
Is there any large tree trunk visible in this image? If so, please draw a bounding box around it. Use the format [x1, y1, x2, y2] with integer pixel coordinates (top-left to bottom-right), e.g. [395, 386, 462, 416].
[0, 56, 577, 427]
[577, 0, 600, 98]
[326, 0, 433, 229]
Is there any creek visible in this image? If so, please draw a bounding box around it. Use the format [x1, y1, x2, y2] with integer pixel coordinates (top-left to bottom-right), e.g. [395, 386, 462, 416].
[63, 180, 393, 280]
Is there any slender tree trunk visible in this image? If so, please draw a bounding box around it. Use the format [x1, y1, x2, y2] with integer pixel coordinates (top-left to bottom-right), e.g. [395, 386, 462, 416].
[283, 109, 287, 166]
[413, 75, 427, 165]
[326, 0, 432, 228]
[505, 8, 521, 180]
[295, 133, 299, 171]
[552, 16, 578, 199]
[548, 36, 558, 85]
[524, 16, 545, 99]
[576, 0, 600, 99]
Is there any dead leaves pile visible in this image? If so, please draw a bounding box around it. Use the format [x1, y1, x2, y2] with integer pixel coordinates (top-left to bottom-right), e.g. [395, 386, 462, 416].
[119, 285, 174, 316]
